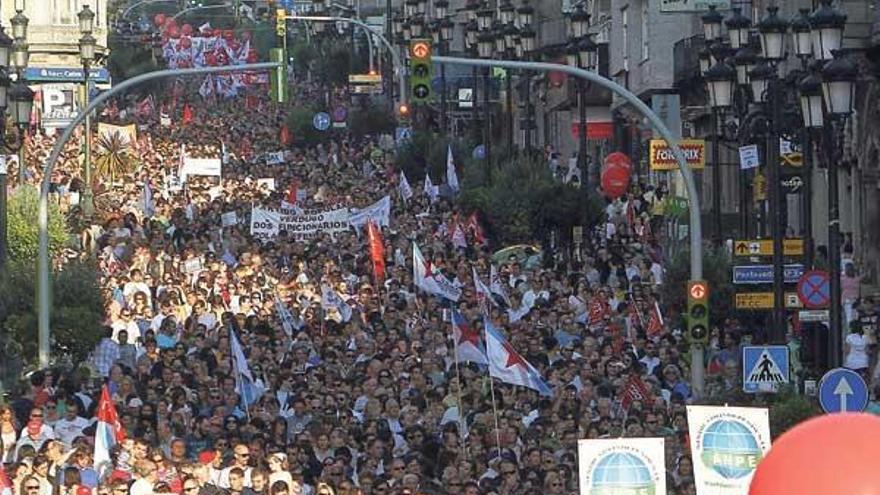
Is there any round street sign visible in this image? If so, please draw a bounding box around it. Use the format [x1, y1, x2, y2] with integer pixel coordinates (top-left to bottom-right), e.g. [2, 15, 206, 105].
[312, 112, 331, 131]
[689, 281, 708, 300]
[472, 144, 486, 160]
[797, 270, 830, 309]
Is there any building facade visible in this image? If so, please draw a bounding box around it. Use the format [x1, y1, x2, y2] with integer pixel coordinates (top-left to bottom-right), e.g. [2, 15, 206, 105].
[4, 0, 110, 129]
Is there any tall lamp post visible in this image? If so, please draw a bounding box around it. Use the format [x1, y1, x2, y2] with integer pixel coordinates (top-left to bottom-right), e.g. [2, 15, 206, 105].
[10, 6, 27, 184]
[476, 3, 494, 179]
[517, 0, 534, 154]
[566, 3, 594, 187]
[78, 5, 96, 218]
[0, 25, 13, 271]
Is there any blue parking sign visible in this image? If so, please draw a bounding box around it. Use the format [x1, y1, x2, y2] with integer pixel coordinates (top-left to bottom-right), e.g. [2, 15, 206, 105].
[742, 346, 790, 393]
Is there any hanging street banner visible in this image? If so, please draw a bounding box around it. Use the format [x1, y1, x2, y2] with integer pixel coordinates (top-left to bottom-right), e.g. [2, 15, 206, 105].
[649, 139, 706, 170]
[687, 405, 771, 495]
[577, 438, 666, 495]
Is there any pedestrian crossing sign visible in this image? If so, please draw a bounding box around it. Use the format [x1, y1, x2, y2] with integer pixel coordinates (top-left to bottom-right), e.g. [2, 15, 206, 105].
[742, 345, 790, 393]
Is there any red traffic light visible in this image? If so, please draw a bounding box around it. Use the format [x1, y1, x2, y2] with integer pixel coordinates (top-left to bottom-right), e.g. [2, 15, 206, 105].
[398, 103, 410, 115]
[410, 40, 431, 59]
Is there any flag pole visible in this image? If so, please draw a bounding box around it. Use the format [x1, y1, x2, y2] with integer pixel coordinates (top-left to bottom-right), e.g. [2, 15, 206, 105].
[450, 304, 468, 461]
[487, 374, 503, 459]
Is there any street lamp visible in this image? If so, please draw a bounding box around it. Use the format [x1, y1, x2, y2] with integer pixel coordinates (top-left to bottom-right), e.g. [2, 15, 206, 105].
[570, 4, 589, 39]
[8, 81, 33, 128]
[732, 46, 757, 86]
[79, 5, 97, 218]
[790, 9, 813, 60]
[809, 0, 846, 61]
[724, 8, 751, 49]
[798, 73, 824, 129]
[704, 61, 735, 108]
[10, 9, 27, 40]
[701, 5, 723, 43]
[499, 0, 515, 26]
[820, 51, 856, 116]
[476, 4, 493, 31]
[516, 0, 533, 28]
[756, 6, 788, 61]
[434, 0, 448, 20]
[748, 60, 773, 104]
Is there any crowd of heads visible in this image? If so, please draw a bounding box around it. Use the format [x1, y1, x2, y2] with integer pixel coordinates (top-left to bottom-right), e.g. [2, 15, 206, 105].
[2, 84, 725, 495]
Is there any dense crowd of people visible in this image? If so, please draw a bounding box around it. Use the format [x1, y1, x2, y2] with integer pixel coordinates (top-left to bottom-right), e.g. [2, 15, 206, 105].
[0, 74, 872, 495]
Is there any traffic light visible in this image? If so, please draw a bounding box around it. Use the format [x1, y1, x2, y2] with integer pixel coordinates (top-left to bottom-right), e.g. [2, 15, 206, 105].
[687, 280, 709, 346]
[409, 39, 433, 104]
[269, 48, 288, 104]
[275, 8, 286, 38]
[397, 102, 410, 119]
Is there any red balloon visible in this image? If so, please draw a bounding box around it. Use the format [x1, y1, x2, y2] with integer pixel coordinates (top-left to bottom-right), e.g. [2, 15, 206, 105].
[205, 53, 218, 66]
[750, 414, 880, 495]
[154, 14, 166, 27]
[181, 23, 193, 36]
[167, 25, 180, 39]
[600, 152, 632, 199]
[212, 28, 223, 38]
[179, 36, 192, 49]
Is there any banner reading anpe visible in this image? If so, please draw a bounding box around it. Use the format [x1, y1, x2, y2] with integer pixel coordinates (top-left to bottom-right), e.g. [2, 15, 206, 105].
[650, 139, 706, 171]
[577, 437, 666, 495]
[687, 405, 771, 495]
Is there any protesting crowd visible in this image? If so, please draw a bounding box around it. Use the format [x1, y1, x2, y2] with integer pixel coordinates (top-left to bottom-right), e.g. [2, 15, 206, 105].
[0, 69, 759, 495]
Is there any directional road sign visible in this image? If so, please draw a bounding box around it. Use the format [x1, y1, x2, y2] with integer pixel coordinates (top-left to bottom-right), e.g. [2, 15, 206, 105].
[732, 264, 805, 285]
[819, 368, 868, 414]
[797, 270, 830, 309]
[798, 309, 830, 322]
[733, 238, 804, 257]
[742, 345, 790, 393]
[735, 292, 802, 310]
[313, 112, 331, 131]
[395, 127, 412, 143]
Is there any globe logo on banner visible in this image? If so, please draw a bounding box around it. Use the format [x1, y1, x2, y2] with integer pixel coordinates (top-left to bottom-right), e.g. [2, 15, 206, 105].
[589, 452, 655, 494]
[700, 419, 763, 479]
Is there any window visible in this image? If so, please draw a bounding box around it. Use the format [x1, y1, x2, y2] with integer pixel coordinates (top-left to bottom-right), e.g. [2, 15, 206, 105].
[621, 6, 628, 71]
[52, 0, 77, 25]
[640, 0, 649, 61]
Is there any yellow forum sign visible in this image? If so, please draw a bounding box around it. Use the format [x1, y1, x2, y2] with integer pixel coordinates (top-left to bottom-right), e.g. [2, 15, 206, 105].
[649, 139, 706, 171]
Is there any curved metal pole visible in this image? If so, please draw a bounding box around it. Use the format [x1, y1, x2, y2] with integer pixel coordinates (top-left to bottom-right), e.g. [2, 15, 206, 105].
[172, 5, 232, 21]
[287, 15, 405, 104]
[36, 62, 280, 368]
[435, 55, 706, 395]
[121, 0, 178, 20]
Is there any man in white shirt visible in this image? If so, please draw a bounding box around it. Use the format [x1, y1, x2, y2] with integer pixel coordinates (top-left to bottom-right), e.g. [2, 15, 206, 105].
[218, 443, 253, 488]
[130, 460, 159, 495]
[53, 402, 90, 448]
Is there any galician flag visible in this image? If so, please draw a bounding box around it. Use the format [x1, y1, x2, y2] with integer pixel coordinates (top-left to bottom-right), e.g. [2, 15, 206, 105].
[230, 328, 263, 408]
[424, 173, 439, 203]
[412, 242, 461, 301]
[93, 385, 125, 478]
[452, 309, 487, 365]
[472, 267, 498, 309]
[446, 145, 460, 193]
[399, 171, 414, 201]
[484, 318, 552, 396]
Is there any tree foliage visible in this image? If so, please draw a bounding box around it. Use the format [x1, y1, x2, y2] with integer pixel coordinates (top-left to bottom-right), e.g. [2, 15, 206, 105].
[349, 103, 396, 140]
[285, 104, 328, 147]
[0, 260, 104, 368]
[6, 186, 69, 262]
[664, 245, 735, 319]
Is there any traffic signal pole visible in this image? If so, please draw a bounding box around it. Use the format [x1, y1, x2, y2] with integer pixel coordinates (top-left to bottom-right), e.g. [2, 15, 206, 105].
[433, 55, 706, 395]
[35, 62, 282, 369]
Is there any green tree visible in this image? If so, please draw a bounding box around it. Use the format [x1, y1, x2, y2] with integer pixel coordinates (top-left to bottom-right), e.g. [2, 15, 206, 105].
[6, 186, 69, 262]
[349, 103, 396, 139]
[285, 104, 328, 147]
[0, 260, 104, 367]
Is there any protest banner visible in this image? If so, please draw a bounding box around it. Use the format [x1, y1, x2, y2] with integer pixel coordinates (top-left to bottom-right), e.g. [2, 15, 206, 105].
[180, 157, 222, 180]
[221, 211, 238, 227]
[266, 151, 285, 165]
[687, 405, 771, 495]
[250, 205, 350, 241]
[348, 195, 391, 228]
[97, 122, 138, 146]
[577, 437, 666, 495]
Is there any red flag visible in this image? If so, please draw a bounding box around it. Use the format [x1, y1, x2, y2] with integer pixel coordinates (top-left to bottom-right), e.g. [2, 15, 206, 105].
[279, 124, 292, 147]
[367, 220, 386, 282]
[286, 179, 299, 205]
[588, 300, 608, 327]
[467, 212, 487, 246]
[182, 103, 193, 125]
[0, 464, 12, 495]
[646, 300, 664, 337]
[620, 374, 654, 411]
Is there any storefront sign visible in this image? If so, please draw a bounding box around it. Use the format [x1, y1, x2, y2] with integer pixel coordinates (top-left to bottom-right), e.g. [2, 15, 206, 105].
[649, 139, 705, 170]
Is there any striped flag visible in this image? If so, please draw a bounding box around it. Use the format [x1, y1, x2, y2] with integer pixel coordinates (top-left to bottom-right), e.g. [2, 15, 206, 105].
[230, 328, 262, 408]
[94, 385, 125, 478]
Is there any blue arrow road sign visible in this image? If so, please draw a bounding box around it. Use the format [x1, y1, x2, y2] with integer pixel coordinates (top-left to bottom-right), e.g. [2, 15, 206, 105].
[733, 264, 805, 285]
[395, 127, 412, 143]
[313, 112, 331, 131]
[819, 368, 868, 413]
[742, 346, 790, 393]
